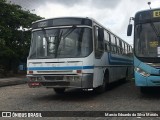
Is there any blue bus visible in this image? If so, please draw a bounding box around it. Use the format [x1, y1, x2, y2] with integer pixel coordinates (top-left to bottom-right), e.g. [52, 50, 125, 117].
[127, 9, 160, 93]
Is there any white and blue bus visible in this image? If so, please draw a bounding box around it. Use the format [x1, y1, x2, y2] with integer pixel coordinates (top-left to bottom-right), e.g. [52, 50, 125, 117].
[27, 17, 133, 94]
[127, 9, 160, 93]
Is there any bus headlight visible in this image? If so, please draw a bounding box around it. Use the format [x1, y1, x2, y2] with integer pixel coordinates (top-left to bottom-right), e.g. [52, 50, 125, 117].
[135, 67, 150, 77]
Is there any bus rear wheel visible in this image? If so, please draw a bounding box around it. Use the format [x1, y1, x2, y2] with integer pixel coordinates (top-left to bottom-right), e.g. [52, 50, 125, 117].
[54, 88, 65, 94]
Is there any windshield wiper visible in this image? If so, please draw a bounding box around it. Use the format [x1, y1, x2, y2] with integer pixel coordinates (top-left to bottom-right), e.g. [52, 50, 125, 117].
[62, 25, 77, 39]
[55, 25, 77, 57]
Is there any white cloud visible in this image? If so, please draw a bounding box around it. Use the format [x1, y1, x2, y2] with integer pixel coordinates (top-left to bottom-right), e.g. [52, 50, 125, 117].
[8, 0, 160, 45]
[151, 0, 160, 8]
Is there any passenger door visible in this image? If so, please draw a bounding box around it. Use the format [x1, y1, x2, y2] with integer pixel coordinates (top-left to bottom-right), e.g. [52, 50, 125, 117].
[93, 26, 105, 87]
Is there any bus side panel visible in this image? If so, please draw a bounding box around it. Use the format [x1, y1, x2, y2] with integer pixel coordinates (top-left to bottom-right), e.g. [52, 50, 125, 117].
[93, 59, 104, 88]
[108, 53, 132, 82]
[109, 67, 127, 82]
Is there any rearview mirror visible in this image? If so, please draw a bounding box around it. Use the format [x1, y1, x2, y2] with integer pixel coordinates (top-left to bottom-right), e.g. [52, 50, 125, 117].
[127, 24, 132, 36]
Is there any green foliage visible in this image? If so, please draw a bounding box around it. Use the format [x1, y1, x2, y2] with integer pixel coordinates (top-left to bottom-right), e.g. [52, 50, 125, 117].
[0, 0, 43, 74]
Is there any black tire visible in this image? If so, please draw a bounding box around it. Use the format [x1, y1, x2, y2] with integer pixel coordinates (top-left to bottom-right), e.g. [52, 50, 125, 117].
[54, 88, 65, 94]
[140, 87, 149, 94]
[95, 72, 109, 94]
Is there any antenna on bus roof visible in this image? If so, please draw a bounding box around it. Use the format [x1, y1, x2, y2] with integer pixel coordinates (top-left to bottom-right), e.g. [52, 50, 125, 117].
[148, 2, 152, 9]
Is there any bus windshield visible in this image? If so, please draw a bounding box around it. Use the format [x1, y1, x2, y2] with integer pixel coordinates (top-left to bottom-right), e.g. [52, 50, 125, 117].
[135, 22, 160, 58]
[28, 27, 93, 59]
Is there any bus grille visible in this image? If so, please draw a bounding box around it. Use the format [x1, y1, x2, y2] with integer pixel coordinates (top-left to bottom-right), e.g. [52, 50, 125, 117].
[42, 82, 70, 87]
[44, 76, 63, 80]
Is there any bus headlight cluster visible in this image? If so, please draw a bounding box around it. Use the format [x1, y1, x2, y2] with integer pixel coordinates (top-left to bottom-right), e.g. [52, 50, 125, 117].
[134, 67, 150, 77]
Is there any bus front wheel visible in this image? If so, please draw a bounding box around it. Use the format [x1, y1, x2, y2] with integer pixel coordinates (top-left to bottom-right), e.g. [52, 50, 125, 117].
[140, 87, 149, 94]
[94, 72, 109, 94]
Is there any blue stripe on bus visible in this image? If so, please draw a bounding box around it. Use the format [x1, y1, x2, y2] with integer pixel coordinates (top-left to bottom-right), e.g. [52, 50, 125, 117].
[110, 56, 132, 62]
[108, 53, 133, 65]
[108, 61, 132, 65]
[27, 66, 94, 71]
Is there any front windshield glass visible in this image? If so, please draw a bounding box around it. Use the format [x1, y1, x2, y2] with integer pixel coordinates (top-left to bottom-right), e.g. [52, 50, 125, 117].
[28, 27, 93, 59]
[135, 22, 160, 57]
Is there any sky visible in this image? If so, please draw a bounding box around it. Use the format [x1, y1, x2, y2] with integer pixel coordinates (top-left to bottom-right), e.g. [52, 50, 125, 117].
[7, 0, 160, 46]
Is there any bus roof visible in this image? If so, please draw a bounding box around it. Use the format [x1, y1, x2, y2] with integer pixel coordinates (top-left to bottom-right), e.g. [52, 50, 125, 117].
[33, 16, 92, 24]
[135, 8, 160, 17]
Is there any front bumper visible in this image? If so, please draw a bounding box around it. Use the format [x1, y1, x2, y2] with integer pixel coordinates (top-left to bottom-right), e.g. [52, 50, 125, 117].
[135, 72, 160, 86]
[27, 74, 93, 89]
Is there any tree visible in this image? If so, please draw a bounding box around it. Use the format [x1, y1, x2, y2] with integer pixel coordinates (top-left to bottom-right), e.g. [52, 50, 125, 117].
[0, 0, 43, 76]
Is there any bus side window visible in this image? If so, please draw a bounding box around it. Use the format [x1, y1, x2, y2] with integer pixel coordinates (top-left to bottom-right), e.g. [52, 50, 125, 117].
[94, 26, 104, 58]
[111, 44, 116, 53]
[107, 42, 110, 51]
[119, 40, 122, 54]
[122, 41, 125, 55]
[110, 44, 113, 53]
[105, 43, 107, 51]
[116, 38, 120, 54]
[126, 45, 133, 57]
[104, 31, 110, 52]
[110, 34, 116, 54]
[115, 37, 119, 54]
[125, 43, 128, 55]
